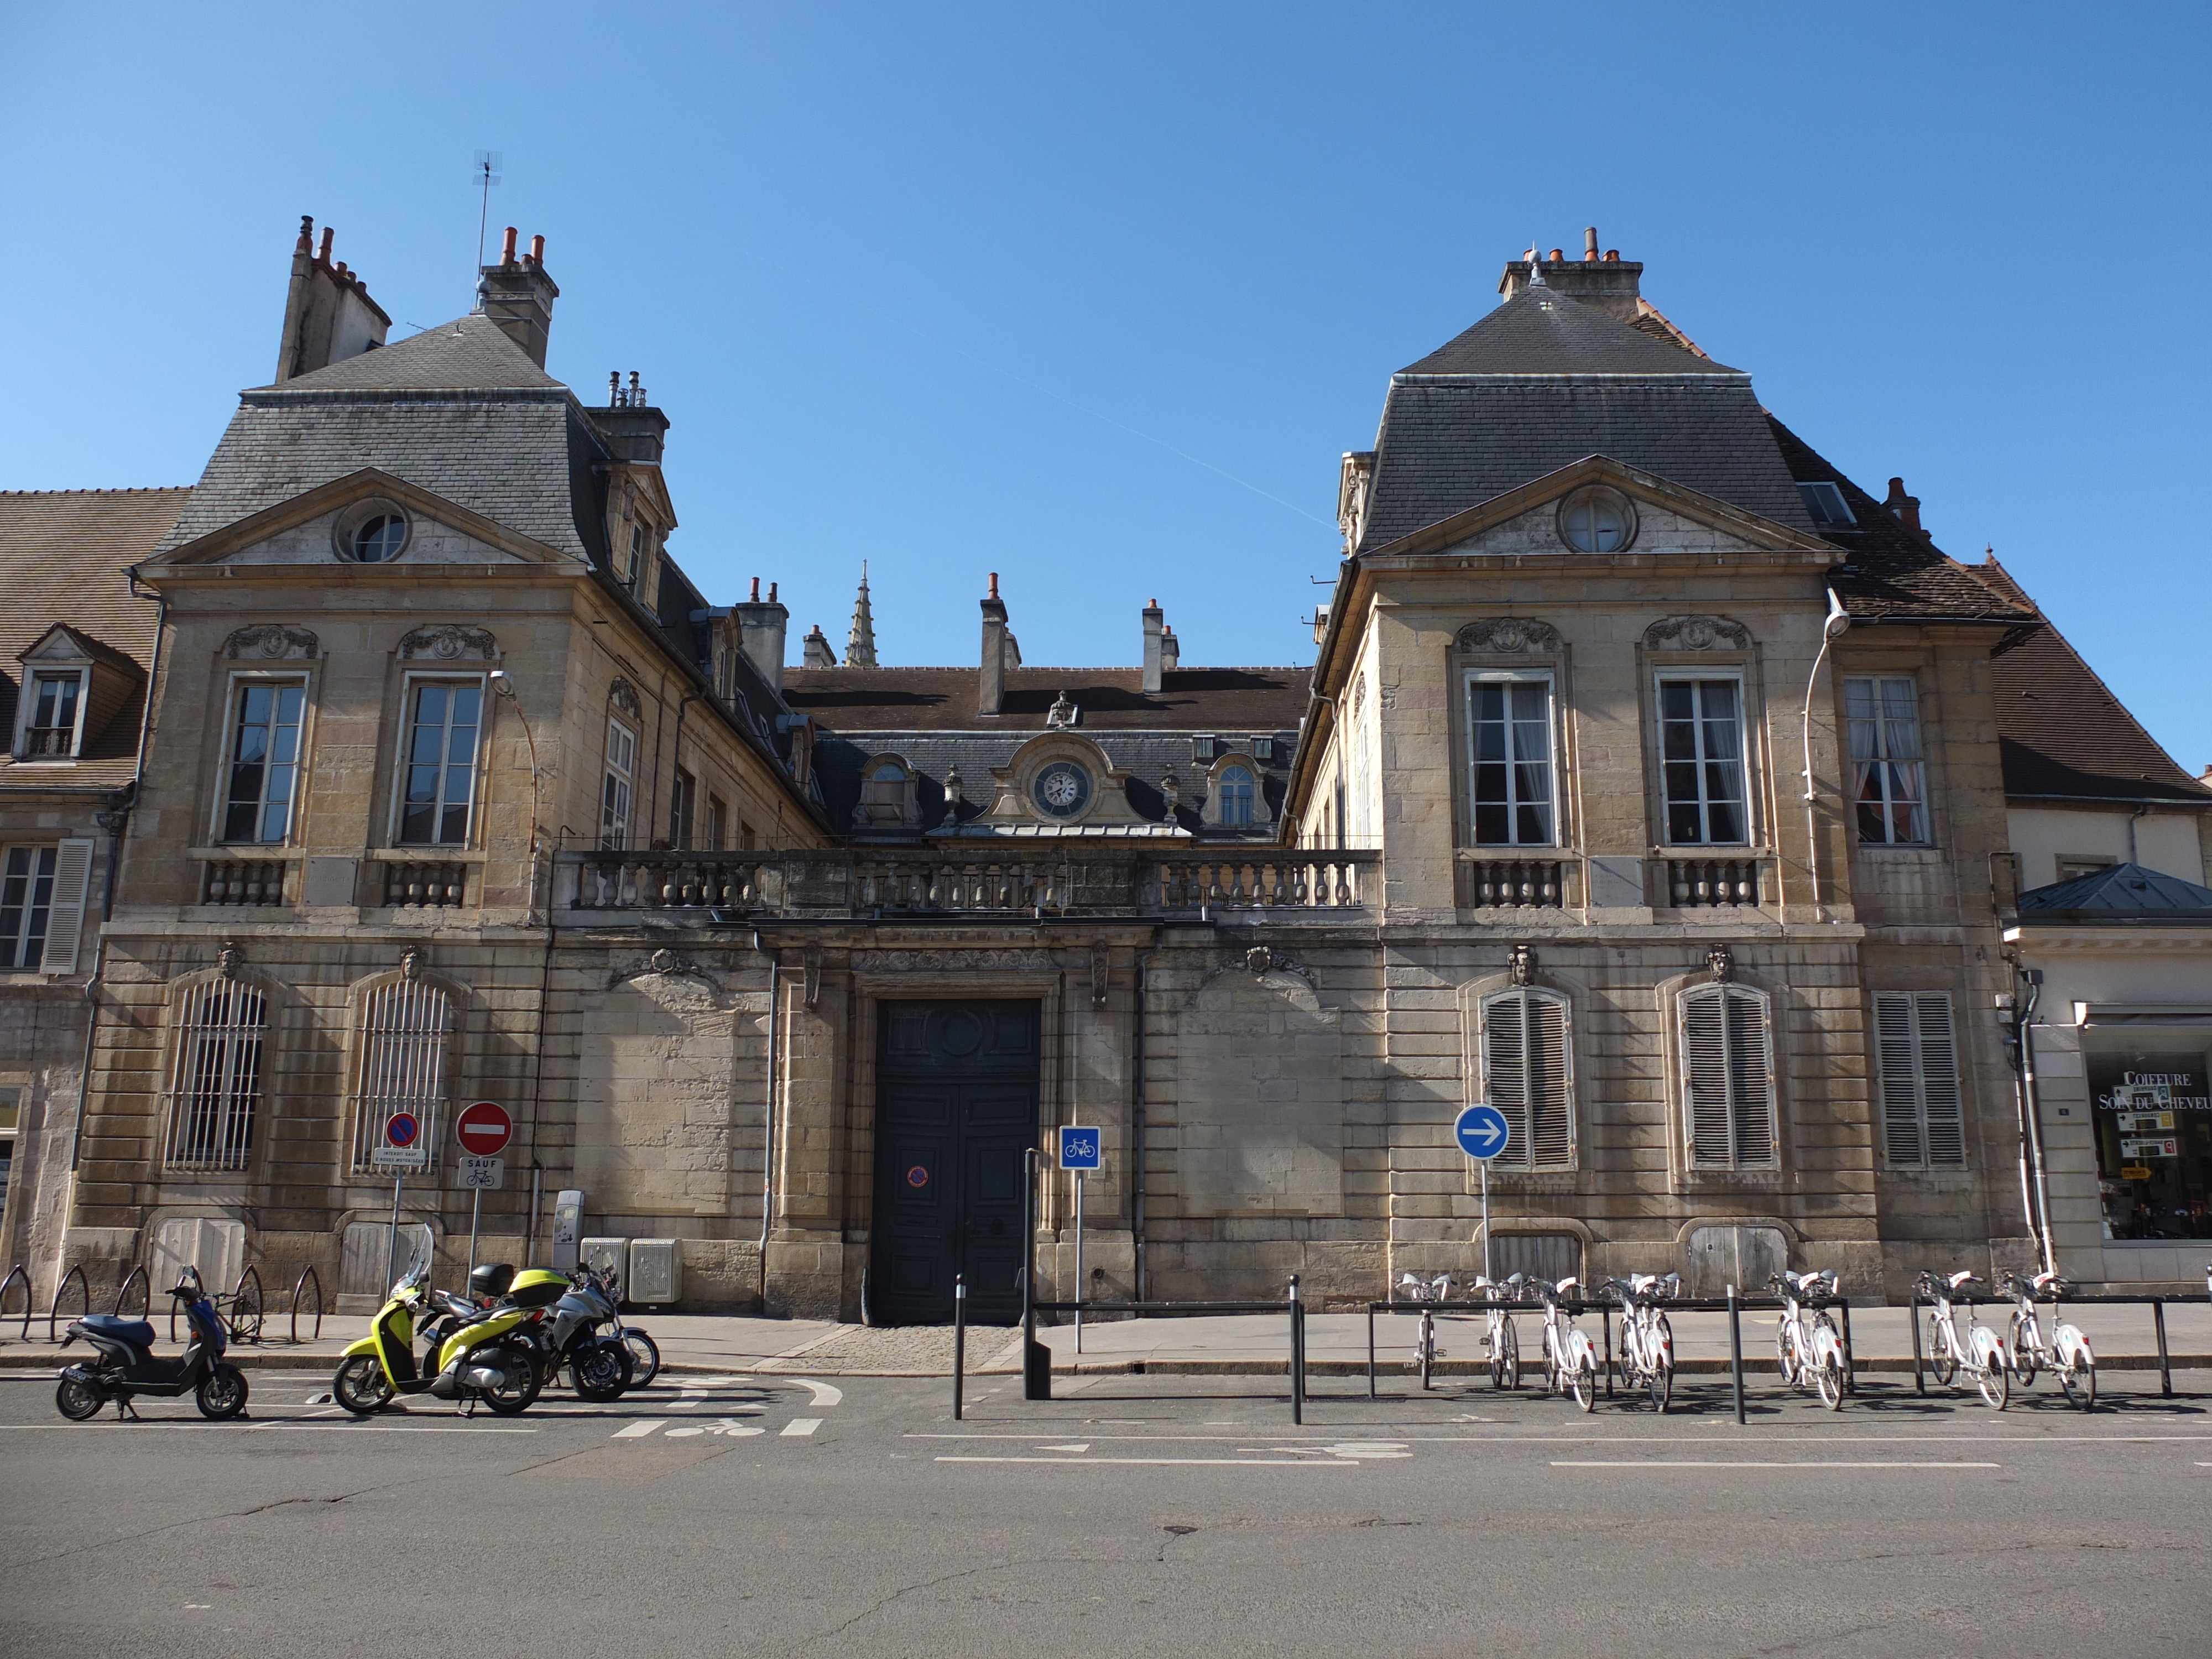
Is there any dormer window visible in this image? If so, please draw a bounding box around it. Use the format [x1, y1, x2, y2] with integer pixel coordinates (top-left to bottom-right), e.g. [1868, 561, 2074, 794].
[1797, 482, 1854, 526]
[1557, 486, 1637, 554]
[24, 673, 83, 758]
[1217, 765, 1255, 827]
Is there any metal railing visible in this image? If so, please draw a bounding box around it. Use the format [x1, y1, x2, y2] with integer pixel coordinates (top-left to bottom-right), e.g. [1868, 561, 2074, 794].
[1, 1264, 30, 1340]
[290, 1265, 325, 1343]
[21, 727, 75, 758]
[46, 1264, 87, 1343]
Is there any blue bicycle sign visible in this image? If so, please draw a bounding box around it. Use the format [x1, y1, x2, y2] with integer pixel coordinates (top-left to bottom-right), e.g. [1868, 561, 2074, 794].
[1058, 1126, 1102, 1170]
[1454, 1104, 1510, 1161]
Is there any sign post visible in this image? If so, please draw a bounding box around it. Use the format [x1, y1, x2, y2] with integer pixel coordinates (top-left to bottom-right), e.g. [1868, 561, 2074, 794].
[453, 1102, 514, 1274]
[1059, 1126, 1102, 1353]
[1454, 1103, 1511, 1282]
[373, 1110, 427, 1288]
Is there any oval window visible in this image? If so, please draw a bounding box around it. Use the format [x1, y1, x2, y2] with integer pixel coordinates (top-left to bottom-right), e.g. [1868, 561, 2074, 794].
[1557, 488, 1635, 554]
[351, 514, 409, 563]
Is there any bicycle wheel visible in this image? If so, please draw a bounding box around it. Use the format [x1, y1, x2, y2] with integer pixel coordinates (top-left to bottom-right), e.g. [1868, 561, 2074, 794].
[1976, 1356, 2010, 1411]
[1926, 1317, 1957, 1387]
[2060, 1344, 2096, 1412]
[1573, 1353, 1597, 1413]
[1815, 1350, 1844, 1411]
[2007, 1314, 2039, 1387]
[1774, 1319, 1799, 1387]
[1497, 1321, 1520, 1390]
[1649, 1356, 1672, 1413]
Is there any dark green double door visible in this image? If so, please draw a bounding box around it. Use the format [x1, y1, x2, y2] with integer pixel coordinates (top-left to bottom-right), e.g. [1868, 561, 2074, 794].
[870, 1000, 1040, 1325]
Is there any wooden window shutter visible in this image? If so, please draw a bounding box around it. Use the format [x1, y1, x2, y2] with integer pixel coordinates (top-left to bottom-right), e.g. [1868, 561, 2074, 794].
[1876, 991, 1963, 1167]
[1525, 990, 1573, 1169]
[1725, 989, 1776, 1165]
[1481, 989, 1529, 1167]
[38, 838, 95, 976]
[1916, 995, 1964, 1165]
[1682, 985, 1734, 1166]
[1683, 982, 1776, 1169]
[1874, 992, 1922, 1164]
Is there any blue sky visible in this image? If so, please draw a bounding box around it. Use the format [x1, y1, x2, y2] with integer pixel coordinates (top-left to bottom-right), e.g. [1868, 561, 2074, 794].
[3, 3, 2205, 769]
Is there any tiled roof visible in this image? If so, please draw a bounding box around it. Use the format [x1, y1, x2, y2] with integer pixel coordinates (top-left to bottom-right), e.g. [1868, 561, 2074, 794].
[1762, 418, 2033, 623]
[784, 666, 1310, 734]
[1978, 561, 2209, 805]
[251, 313, 562, 393]
[1400, 284, 1740, 376]
[2016, 862, 2212, 921]
[0, 487, 190, 789]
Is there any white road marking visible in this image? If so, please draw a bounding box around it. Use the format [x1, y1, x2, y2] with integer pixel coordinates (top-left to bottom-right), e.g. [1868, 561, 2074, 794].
[792, 1379, 843, 1407]
[1552, 1460, 1999, 1469]
[781, 1417, 822, 1437]
[612, 1420, 664, 1438]
[1037, 1443, 1091, 1453]
[937, 1455, 1360, 1467]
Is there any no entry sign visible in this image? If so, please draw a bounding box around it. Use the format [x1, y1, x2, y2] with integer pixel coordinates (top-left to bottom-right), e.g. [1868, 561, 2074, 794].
[455, 1100, 513, 1157]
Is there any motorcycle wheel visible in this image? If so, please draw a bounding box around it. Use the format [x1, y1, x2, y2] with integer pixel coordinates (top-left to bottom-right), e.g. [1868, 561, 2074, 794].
[55, 1374, 103, 1421]
[2007, 1314, 2039, 1387]
[479, 1339, 542, 1416]
[574, 1344, 628, 1404]
[622, 1329, 660, 1389]
[2060, 1346, 2096, 1412]
[196, 1364, 249, 1421]
[333, 1354, 394, 1416]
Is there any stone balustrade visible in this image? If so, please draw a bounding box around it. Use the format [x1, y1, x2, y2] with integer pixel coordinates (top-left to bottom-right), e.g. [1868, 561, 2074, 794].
[1458, 857, 1569, 909]
[199, 858, 289, 907]
[1661, 855, 1767, 907]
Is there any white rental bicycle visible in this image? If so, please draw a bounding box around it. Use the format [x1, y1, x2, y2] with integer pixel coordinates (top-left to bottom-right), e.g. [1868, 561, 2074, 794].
[1769, 1269, 1849, 1410]
[1917, 1269, 2010, 1409]
[1397, 1272, 1453, 1389]
[1606, 1272, 1679, 1411]
[1473, 1272, 1525, 1390]
[2000, 1270, 2096, 1410]
[1536, 1277, 1600, 1411]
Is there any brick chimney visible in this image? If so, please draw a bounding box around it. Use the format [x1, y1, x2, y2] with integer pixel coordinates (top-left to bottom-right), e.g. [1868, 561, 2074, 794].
[476, 227, 560, 368]
[979, 574, 1009, 717]
[1496, 227, 1642, 321]
[1141, 599, 1166, 693]
[1885, 477, 1928, 541]
[733, 577, 789, 693]
[274, 215, 390, 382]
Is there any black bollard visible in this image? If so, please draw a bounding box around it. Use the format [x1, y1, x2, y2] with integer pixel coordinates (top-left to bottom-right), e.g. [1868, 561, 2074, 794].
[1909, 1294, 1925, 1396]
[1728, 1283, 1746, 1426]
[952, 1274, 966, 1421]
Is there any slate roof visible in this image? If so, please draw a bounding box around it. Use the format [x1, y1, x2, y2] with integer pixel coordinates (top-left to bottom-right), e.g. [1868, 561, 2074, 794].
[1359, 288, 1812, 549]
[0, 487, 190, 790]
[158, 314, 609, 564]
[1975, 561, 2210, 805]
[2016, 862, 2212, 922]
[784, 666, 1310, 734]
[1763, 418, 2033, 624]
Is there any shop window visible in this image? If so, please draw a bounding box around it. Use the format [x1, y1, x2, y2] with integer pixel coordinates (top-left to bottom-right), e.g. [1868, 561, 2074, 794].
[1680, 982, 1777, 1169]
[1846, 677, 1929, 845]
[1478, 987, 1574, 1169]
[1874, 991, 1964, 1166]
[2088, 1050, 2211, 1241]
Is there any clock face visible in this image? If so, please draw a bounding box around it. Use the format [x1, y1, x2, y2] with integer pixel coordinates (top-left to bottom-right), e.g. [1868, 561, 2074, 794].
[1032, 761, 1091, 818]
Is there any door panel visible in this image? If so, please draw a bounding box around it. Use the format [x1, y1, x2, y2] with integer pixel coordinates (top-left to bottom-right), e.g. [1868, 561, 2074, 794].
[870, 1000, 1040, 1324]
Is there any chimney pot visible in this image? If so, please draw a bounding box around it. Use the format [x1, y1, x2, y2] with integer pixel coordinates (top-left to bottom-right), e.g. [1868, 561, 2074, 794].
[988, 572, 999, 601]
[1884, 477, 1927, 540]
[750, 577, 760, 602]
[500, 226, 518, 266]
[768, 582, 778, 602]
[1584, 226, 1599, 261]
[318, 227, 333, 264]
[734, 583, 790, 692]
[296, 215, 315, 252]
[1604, 249, 1620, 261]
[529, 233, 545, 264]
[1548, 248, 1565, 262]
[1142, 598, 1166, 693]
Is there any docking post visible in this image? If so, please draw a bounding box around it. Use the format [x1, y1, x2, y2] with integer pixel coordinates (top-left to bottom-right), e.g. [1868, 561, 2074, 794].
[1728, 1283, 1746, 1425]
[952, 1274, 966, 1420]
[1289, 1274, 1305, 1425]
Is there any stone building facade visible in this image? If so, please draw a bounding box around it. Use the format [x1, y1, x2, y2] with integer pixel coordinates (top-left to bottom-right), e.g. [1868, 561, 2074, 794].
[11, 222, 2208, 1317]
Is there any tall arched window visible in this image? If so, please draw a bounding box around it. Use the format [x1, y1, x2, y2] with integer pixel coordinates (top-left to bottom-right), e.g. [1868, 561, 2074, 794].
[163, 973, 269, 1172]
[1478, 986, 1574, 1169]
[348, 971, 454, 1173]
[1680, 982, 1778, 1169]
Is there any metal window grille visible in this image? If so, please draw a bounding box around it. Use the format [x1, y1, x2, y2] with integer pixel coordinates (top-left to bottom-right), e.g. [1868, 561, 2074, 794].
[1480, 987, 1574, 1169]
[1681, 982, 1777, 1169]
[348, 978, 453, 1172]
[163, 978, 268, 1171]
[1658, 679, 1747, 846]
[1875, 990, 1964, 1167]
[1845, 676, 1929, 845]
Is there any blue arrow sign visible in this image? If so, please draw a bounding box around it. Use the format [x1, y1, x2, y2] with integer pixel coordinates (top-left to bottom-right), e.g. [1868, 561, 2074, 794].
[1454, 1104, 1510, 1161]
[1059, 1126, 1102, 1170]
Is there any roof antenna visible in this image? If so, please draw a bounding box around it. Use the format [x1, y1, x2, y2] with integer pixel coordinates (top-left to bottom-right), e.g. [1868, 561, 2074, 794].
[472, 150, 504, 270]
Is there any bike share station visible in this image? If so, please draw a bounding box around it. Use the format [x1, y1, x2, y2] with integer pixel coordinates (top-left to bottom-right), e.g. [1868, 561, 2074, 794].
[943, 1101, 2212, 1428]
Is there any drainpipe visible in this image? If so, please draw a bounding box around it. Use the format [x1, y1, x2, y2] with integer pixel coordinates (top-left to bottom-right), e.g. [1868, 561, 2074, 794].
[755, 932, 779, 1312]
[1130, 929, 1165, 1302]
[2011, 968, 2057, 1275]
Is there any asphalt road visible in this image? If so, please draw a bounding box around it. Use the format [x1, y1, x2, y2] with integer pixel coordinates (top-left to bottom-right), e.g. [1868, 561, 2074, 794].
[3, 1359, 2208, 1658]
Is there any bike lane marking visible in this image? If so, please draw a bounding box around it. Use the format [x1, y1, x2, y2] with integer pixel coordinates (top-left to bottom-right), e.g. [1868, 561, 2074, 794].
[1552, 1459, 1999, 1469]
[781, 1417, 823, 1436]
[937, 1455, 1361, 1467]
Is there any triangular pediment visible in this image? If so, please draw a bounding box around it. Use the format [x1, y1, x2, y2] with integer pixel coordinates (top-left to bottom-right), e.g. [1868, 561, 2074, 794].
[1366, 455, 1839, 564]
[17, 622, 140, 675]
[146, 468, 573, 570]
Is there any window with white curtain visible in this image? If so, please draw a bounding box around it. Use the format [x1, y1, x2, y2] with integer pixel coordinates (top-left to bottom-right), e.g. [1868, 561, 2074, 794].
[1680, 982, 1778, 1170]
[1479, 986, 1574, 1169]
[348, 976, 453, 1172]
[1467, 672, 1557, 846]
[1875, 990, 1964, 1166]
[164, 977, 268, 1172]
[1658, 677, 1748, 845]
[1846, 677, 1930, 846]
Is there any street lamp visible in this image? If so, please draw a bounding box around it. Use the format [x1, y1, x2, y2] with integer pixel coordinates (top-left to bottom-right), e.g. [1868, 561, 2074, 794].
[1798, 589, 1851, 921]
[487, 670, 543, 923]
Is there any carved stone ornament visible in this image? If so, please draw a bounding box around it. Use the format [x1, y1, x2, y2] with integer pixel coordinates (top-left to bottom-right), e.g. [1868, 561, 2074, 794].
[1644, 615, 1750, 652]
[217, 940, 243, 980]
[1457, 618, 1561, 655]
[399, 625, 498, 662]
[1244, 945, 1277, 975]
[849, 948, 1058, 974]
[1090, 939, 1111, 1009]
[1705, 944, 1735, 983]
[224, 625, 319, 661]
[398, 946, 423, 980]
[1508, 942, 1536, 987]
[1160, 772, 1182, 811]
[650, 948, 679, 975]
[608, 677, 643, 719]
[1201, 947, 1316, 992]
[802, 941, 823, 1008]
[1045, 690, 1080, 730]
[608, 950, 721, 992]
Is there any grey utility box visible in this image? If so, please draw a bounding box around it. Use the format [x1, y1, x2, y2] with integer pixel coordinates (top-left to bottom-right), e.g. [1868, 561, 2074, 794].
[627, 1238, 681, 1305]
[580, 1237, 629, 1284]
[550, 1190, 585, 1273]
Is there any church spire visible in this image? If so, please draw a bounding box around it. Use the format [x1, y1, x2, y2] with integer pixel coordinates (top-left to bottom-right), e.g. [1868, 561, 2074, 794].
[846, 561, 878, 667]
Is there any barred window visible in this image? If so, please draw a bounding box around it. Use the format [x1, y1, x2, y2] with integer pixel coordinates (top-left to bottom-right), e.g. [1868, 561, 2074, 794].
[1681, 982, 1778, 1170]
[164, 977, 268, 1172]
[1479, 987, 1574, 1170]
[348, 977, 453, 1173]
[1875, 990, 1964, 1166]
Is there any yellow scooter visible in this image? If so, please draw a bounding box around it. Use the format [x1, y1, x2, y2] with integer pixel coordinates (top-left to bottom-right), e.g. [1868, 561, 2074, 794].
[332, 1251, 558, 1416]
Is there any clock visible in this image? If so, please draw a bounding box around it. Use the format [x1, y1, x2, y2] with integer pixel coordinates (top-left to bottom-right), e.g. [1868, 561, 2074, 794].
[1032, 761, 1092, 819]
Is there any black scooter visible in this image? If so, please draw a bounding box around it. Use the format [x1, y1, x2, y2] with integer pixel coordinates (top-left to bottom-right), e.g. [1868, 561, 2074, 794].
[56, 1266, 249, 1421]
